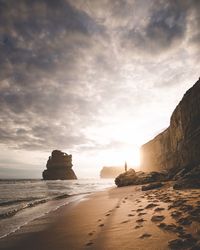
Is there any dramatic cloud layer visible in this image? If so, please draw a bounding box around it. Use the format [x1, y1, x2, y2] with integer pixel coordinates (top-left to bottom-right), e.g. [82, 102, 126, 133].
[0, 0, 200, 177]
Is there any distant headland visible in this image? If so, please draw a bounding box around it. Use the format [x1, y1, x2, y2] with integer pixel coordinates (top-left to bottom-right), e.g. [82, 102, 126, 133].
[100, 166, 125, 178]
[42, 150, 77, 180]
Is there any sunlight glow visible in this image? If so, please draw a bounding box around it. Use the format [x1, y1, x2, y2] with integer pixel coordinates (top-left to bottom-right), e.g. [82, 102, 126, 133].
[109, 147, 140, 168]
[97, 147, 141, 169]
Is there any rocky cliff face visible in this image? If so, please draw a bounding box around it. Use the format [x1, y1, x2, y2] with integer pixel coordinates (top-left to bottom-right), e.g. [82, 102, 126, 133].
[100, 167, 125, 178]
[42, 150, 77, 180]
[140, 79, 200, 174]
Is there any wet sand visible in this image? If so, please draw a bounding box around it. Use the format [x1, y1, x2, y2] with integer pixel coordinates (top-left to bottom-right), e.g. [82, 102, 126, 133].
[0, 183, 200, 250]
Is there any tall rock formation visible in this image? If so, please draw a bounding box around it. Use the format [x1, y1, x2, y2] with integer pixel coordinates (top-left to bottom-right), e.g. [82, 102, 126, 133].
[140, 78, 200, 174]
[42, 150, 77, 180]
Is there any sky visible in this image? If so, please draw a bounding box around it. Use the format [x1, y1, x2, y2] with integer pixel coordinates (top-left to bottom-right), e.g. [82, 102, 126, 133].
[0, 0, 200, 178]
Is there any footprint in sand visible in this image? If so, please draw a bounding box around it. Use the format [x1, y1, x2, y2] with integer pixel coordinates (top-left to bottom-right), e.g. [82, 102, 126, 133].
[99, 224, 104, 227]
[128, 213, 134, 217]
[146, 197, 153, 200]
[170, 210, 182, 219]
[158, 223, 184, 234]
[177, 217, 192, 226]
[145, 203, 158, 209]
[139, 233, 152, 239]
[135, 225, 143, 229]
[106, 213, 111, 216]
[168, 238, 197, 250]
[162, 197, 172, 203]
[179, 233, 194, 239]
[136, 208, 144, 212]
[86, 241, 94, 246]
[138, 212, 146, 216]
[98, 219, 102, 222]
[168, 199, 188, 210]
[179, 204, 193, 213]
[116, 205, 120, 208]
[151, 215, 165, 222]
[154, 207, 165, 212]
[121, 220, 130, 224]
[152, 199, 159, 202]
[136, 218, 146, 223]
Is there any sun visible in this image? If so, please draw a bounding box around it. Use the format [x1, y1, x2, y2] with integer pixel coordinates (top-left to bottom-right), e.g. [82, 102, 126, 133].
[114, 147, 141, 168]
[100, 123, 143, 169]
[101, 147, 141, 170]
[85, 120, 145, 171]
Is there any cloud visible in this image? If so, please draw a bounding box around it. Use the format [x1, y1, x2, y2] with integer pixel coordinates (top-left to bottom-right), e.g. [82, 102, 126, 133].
[0, 0, 108, 151]
[119, 0, 188, 55]
[0, 0, 199, 169]
[0, 0, 105, 84]
[187, 1, 200, 53]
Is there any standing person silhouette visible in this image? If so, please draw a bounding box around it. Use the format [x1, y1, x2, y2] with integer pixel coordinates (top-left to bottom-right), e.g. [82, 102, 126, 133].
[125, 161, 127, 172]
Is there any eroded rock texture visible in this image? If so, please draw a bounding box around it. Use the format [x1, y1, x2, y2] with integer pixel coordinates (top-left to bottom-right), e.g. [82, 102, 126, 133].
[140, 79, 200, 174]
[173, 165, 200, 189]
[115, 169, 168, 187]
[42, 150, 77, 180]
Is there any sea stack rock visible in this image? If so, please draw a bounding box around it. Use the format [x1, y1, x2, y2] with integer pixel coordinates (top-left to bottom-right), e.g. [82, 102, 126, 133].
[42, 150, 77, 180]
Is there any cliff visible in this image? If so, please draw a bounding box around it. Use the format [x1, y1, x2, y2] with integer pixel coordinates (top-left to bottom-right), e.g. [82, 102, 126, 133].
[42, 150, 77, 180]
[100, 167, 125, 178]
[140, 78, 200, 174]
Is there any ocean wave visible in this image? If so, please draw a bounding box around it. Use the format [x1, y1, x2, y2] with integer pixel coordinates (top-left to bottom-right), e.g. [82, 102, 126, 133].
[0, 193, 72, 220]
[0, 199, 46, 220]
[0, 179, 114, 240]
[0, 190, 94, 220]
[0, 197, 43, 207]
[54, 194, 70, 200]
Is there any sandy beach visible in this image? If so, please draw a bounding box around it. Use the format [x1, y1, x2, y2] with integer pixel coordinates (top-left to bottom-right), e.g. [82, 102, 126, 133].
[0, 183, 200, 250]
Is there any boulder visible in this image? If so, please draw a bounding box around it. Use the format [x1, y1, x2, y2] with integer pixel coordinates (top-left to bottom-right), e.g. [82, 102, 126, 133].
[142, 182, 164, 191]
[115, 169, 137, 187]
[135, 171, 168, 185]
[42, 150, 77, 180]
[115, 169, 168, 187]
[173, 165, 200, 189]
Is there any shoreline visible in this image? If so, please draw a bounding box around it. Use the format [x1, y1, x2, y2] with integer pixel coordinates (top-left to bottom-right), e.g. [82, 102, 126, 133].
[0, 192, 93, 240]
[0, 178, 115, 241]
[0, 186, 118, 249]
[0, 183, 200, 249]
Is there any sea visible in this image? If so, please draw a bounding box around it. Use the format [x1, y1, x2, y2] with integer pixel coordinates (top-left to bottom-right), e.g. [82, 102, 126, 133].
[0, 178, 114, 239]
